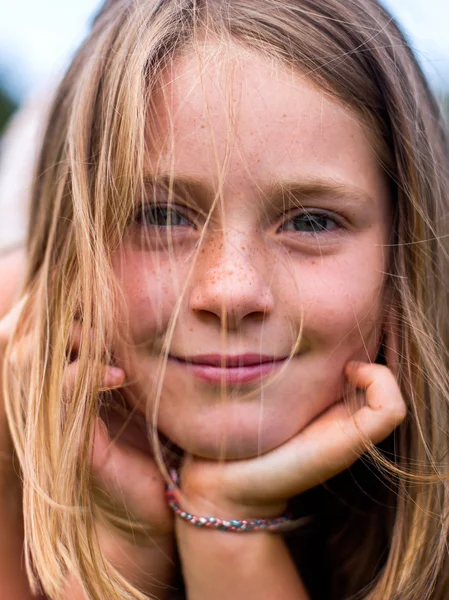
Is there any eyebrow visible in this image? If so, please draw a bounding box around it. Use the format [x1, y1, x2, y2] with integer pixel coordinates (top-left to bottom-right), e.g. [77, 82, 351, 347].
[142, 174, 373, 207]
[264, 179, 373, 207]
[142, 174, 210, 200]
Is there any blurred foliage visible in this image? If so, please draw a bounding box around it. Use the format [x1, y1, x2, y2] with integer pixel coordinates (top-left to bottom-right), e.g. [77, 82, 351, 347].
[0, 84, 18, 137]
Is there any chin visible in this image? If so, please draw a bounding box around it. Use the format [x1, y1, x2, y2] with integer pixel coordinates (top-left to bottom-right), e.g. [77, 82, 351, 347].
[173, 440, 272, 461]
[160, 419, 293, 461]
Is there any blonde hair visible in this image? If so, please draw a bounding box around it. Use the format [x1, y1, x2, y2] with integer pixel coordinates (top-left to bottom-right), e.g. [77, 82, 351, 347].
[3, 1, 449, 598]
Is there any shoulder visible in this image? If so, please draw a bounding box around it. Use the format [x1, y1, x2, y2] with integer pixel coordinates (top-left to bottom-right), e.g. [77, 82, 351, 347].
[0, 247, 26, 319]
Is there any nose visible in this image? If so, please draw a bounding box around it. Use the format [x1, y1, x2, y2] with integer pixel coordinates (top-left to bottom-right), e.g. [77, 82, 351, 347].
[189, 229, 275, 329]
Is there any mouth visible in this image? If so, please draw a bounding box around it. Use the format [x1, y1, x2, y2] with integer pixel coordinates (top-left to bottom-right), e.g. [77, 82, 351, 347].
[168, 353, 288, 384]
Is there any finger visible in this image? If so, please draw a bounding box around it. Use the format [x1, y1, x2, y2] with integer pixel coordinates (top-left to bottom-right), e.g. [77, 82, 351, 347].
[223, 362, 406, 505]
[299, 362, 405, 466]
[293, 362, 406, 487]
[67, 321, 83, 357]
[63, 361, 125, 397]
[344, 361, 406, 440]
[67, 321, 98, 361]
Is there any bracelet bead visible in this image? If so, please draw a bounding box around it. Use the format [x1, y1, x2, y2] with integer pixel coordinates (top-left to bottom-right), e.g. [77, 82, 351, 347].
[165, 469, 296, 533]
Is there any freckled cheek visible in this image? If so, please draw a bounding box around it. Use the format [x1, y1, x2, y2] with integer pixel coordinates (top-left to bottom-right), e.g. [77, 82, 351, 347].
[283, 264, 385, 350]
[113, 257, 181, 343]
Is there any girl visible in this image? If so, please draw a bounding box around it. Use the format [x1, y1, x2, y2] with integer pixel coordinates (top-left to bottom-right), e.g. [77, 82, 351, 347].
[1, 0, 449, 598]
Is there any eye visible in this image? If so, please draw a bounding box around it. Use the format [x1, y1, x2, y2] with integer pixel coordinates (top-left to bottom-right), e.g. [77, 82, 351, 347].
[135, 205, 195, 229]
[279, 211, 340, 234]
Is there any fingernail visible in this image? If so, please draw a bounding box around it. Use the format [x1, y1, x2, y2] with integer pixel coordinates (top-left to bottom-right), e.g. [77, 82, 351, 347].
[107, 366, 125, 383]
[345, 361, 363, 371]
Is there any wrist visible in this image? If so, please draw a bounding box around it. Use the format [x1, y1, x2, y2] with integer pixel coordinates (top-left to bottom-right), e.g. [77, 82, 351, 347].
[172, 465, 287, 526]
[175, 487, 287, 523]
[176, 519, 310, 600]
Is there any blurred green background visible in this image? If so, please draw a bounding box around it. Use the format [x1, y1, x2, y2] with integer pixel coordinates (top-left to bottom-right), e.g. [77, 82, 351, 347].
[0, 85, 17, 136]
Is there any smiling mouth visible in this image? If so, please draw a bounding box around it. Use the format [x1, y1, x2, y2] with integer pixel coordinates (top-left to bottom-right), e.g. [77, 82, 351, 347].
[168, 353, 288, 384]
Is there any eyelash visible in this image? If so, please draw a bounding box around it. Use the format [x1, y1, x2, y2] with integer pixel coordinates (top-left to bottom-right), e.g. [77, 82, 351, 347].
[278, 210, 341, 235]
[134, 203, 341, 237]
[134, 204, 196, 229]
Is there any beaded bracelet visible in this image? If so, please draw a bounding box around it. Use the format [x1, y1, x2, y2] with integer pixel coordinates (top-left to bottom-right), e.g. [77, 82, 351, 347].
[165, 469, 299, 533]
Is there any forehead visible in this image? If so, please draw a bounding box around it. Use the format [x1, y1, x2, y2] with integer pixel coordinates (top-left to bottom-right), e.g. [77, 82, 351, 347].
[146, 43, 387, 199]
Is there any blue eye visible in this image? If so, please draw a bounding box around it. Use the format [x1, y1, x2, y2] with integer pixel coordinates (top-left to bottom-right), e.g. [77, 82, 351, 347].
[136, 205, 193, 228]
[281, 212, 339, 234]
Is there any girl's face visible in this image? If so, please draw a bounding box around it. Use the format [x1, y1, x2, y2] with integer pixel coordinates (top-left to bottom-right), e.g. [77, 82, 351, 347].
[113, 47, 391, 459]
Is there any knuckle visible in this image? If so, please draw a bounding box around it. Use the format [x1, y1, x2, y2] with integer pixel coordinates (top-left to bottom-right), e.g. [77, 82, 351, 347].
[385, 396, 407, 424]
[394, 399, 407, 422]
[372, 363, 394, 380]
[372, 364, 398, 394]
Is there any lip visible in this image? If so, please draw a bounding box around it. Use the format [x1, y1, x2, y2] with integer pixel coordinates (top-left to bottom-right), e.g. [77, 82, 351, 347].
[168, 353, 288, 384]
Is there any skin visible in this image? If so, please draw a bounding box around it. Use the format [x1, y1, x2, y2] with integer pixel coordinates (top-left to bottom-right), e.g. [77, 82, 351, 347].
[0, 45, 406, 600]
[113, 46, 392, 460]
[0, 251, 406, 600]
[0, 256, 176, 598]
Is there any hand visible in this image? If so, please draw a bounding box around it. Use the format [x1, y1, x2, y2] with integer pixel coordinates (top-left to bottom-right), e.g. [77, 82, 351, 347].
[64, 322, 176, 595]
[2, 301, 174, 535]
[2, 304, 176, 597]
[178, 327, 406, 520]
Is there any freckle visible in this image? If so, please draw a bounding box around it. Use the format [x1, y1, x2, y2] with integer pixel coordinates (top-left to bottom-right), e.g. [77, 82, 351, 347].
[189, 328, 193, 332]
[282, 114, 286, 118]
[257, 159, 260, 163]
[201, 125, 205, 129]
